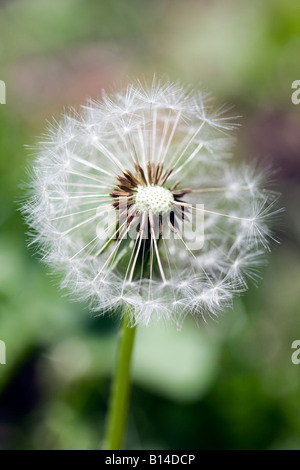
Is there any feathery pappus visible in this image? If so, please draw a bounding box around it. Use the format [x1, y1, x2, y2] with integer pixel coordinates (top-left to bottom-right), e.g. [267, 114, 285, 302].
[23, 78, 281, 326]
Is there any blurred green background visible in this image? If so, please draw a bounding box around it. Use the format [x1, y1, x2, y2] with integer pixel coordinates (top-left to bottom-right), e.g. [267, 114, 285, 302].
[0, 0, 300, 450]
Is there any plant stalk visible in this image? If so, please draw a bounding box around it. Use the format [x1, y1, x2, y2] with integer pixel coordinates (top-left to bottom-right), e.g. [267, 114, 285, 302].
[102, 310, 137, 450]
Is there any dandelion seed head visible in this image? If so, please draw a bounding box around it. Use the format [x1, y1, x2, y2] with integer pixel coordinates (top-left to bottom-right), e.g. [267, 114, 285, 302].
[22, 77, 280, 326]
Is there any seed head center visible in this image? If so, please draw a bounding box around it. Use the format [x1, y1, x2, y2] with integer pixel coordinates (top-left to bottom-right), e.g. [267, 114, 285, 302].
[135, 185, 174, 215]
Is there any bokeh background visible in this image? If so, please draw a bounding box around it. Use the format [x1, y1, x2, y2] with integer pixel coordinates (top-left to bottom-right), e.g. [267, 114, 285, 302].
[0, 0, 300, 450]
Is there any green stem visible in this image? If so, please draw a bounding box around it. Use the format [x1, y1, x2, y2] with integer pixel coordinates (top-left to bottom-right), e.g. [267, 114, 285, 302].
[102, 310, 137, 450]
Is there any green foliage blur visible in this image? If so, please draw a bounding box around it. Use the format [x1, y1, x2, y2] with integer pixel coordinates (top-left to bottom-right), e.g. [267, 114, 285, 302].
[0, 0, 300, 450]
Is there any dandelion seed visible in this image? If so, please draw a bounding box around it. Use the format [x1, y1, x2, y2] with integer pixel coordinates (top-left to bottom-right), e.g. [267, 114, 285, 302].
[23, 77, 280, 325]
